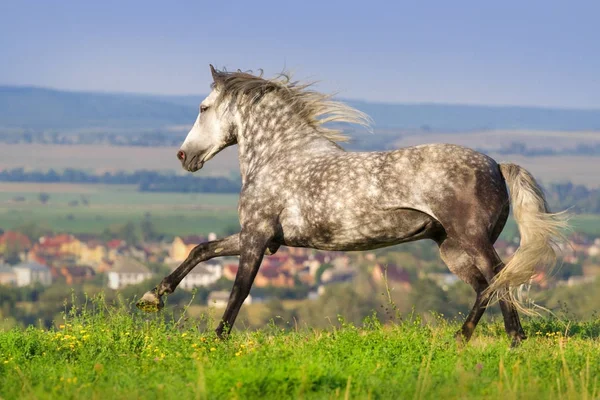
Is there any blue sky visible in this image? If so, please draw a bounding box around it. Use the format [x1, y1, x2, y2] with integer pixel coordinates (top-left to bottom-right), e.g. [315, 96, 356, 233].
[1, 0, 599, 108]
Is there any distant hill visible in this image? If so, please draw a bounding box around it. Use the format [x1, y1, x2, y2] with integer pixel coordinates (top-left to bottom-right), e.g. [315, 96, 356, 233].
[0, 86, 195, 130]
[2, 85, 600, 132]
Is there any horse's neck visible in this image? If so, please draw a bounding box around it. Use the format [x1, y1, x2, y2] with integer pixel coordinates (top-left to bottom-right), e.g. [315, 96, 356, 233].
[237, 128, 342, 184]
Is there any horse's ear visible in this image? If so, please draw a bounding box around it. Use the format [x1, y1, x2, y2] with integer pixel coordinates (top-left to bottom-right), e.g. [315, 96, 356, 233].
[209, 64, 221, 84]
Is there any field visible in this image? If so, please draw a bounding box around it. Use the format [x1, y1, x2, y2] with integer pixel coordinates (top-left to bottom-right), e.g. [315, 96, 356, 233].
[0, 183, 240, 236]
[1, 299, 599, 399]
[0, 139, 599, 187]
[2, 183, 600, 238]
[0, 144, 239, 177]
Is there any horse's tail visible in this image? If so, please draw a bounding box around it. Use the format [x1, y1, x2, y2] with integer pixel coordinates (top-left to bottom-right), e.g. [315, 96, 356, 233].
[485, 163, 569, 312]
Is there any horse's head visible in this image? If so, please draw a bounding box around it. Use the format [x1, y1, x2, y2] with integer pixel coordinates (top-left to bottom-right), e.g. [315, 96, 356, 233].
[177, 65, 238, 172]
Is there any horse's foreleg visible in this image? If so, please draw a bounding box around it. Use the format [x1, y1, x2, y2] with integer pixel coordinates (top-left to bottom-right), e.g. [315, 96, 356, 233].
[136, 233, 240, 312]
[215, 230, 272, 338]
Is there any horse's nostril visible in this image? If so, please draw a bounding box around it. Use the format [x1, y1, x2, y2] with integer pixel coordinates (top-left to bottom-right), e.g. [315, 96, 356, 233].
[177, 150, 186, 161]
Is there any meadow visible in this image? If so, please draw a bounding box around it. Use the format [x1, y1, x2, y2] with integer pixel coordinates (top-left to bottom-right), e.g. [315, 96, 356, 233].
[0, 144, 239, 177]
[0, 296, 599, 400]
[0, 184, 240, 236]
[2, 182, 600, 238]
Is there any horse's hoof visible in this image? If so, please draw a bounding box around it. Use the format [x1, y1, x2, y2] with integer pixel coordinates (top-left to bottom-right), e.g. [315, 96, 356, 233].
[454, 330, 471, 348]
[510, 333, 527, 348]
[136, 291, 164, 312]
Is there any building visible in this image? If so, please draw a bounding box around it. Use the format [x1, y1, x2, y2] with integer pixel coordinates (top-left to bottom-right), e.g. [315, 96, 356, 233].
[106, 240, 127, 261]
[107, 257, 153, 290]
[0, 264, 16, 286]
[371, 263, 412, 290]
[0, 231, 32, 257]
[223, 262, 239, 280]
[169, 235, 207, 262]
[78, 240, 107, 266]
[178, 260, 223, 290]
[254, 263, 295, 288]
[53, 266, 96, 285]
[38, 234, 82, 257]
[12, 262, 52, 287]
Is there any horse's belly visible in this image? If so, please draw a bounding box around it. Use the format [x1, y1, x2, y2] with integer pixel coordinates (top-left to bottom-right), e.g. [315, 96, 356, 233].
[280, 207, 442, 251]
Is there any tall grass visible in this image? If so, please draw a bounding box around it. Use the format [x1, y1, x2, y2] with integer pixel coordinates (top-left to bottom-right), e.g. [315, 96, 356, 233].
[0, 294, 599, 399]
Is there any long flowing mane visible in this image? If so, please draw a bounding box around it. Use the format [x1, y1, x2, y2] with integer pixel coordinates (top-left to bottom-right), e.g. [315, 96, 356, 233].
[211, 67, 372, 143]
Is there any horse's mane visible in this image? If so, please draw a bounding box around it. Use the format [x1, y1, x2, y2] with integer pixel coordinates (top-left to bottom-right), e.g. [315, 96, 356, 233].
[211, 67, 372, 143]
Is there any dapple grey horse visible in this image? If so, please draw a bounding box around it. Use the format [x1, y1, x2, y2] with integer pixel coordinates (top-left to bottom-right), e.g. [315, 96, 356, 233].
[137, 66, 567, 345]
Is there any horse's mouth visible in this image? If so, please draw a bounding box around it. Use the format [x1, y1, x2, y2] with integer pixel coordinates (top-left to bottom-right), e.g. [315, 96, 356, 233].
[183, 153, 205, 172]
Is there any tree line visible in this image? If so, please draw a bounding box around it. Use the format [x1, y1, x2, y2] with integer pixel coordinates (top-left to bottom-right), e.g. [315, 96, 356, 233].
[0, 168, 241, 193]
[477, 141, 600, 157]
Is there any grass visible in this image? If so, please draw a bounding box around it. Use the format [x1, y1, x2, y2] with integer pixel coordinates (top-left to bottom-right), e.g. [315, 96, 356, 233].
[1, 296, 599, 399]
[0, 185, 240, 236]
[2, 183, 600, 237]
[499, 213, 600, 239]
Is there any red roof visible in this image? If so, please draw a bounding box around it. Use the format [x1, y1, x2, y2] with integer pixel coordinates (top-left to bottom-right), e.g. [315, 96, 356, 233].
[29, 252, 47, 265]
[261, 257, 283, 269]
[259, 265, 284, 279]
[106, 239, 126, 249]
[0, 231, 32, 249]
[225, 264, 238, 274]
[39, 234, 76, 247]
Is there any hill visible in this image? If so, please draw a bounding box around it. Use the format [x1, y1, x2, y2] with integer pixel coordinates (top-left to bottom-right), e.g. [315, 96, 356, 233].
[0, 86, 195, 130]
[2, 85, 600, 132]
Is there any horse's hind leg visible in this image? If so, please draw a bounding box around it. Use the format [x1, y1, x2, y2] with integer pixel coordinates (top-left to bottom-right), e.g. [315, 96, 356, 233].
[489, 204, 527, 345]
[439, 239, 490, 343]
[470, 245, 527, 346]
[494, 257, 527, 346]
[477, 242, 527, 345]
[440, 238, 527, 346]
[443, 238, 527, 346]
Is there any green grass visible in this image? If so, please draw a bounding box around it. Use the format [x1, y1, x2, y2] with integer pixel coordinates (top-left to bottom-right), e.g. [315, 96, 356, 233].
[499, 214, 600, 240]
[1, 297, 599, 399]
[0, 185, 240, 236]
[2, 183, 600, 237]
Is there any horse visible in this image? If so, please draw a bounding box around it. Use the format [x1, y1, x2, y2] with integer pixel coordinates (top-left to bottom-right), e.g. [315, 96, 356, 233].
[137, 65, 567, 346]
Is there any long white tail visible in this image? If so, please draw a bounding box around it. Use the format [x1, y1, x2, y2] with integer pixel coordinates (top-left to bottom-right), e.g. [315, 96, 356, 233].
[485, 163, 569, 312]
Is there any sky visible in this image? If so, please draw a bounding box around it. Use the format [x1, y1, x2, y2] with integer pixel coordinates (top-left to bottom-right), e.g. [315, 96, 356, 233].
[1, 0, 599, 108]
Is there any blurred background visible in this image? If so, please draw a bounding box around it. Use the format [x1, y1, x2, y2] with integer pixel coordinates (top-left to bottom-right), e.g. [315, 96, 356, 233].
[0, 0, 599, 329]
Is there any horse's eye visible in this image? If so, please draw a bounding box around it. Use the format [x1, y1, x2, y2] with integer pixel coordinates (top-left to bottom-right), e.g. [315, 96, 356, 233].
[200, 105, 209, 113]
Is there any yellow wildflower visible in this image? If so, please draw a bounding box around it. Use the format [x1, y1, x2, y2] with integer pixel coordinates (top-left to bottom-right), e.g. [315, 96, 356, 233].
[210, 347, 216, 352]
